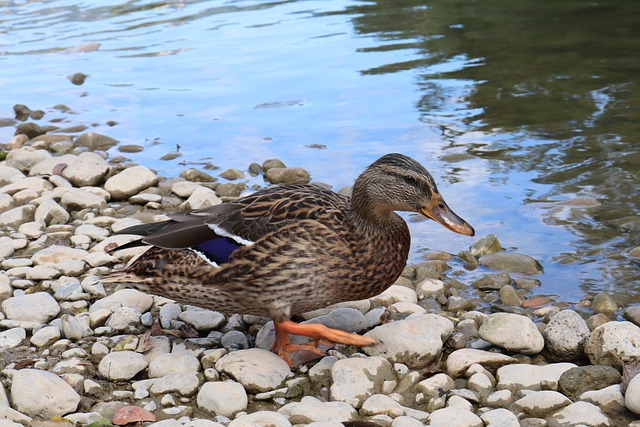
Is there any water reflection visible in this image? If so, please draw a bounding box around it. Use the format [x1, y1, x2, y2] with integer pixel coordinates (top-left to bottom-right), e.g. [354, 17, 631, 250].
[338, 0, 640, 297]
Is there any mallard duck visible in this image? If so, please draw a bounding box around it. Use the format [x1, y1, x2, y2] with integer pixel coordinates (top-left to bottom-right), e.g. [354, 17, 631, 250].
[103, 153, 474, 366]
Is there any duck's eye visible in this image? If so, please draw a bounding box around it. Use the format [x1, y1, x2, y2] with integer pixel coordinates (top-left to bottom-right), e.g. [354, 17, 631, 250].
[403, 175, 417, 184]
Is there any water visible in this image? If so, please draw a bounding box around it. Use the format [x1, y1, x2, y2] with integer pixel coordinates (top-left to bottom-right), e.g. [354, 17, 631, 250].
[1, 0, 639, 303]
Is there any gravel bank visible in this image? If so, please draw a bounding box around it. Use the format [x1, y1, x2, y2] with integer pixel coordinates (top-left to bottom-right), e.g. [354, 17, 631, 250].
[1, 119, 640, 426]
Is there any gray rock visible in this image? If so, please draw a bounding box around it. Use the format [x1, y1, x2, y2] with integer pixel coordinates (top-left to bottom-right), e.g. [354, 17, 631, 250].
[265, 167, 311, 185]
[557, 365, 622, 401]
[261, 158, 286, 171]
[215, 348, 291, 393]
[469, 234, 503, 257]
[32, 245, 88, 265]
[148, 353, 201, 378]
[584, 321, 640, 368]
[511, 390, 571, 418]
[499, 285, 524, 306]
[543, 310, 591, 361]
[98, 350, 148, 380]
[360, 393, 404, 417]
[330, 356, 394, 408]
[75, 132, 118, 150]
[2, 292, 60, 323]
[221, 330, 249, 350]
[105, 306, 142, 330]
[580, 384, 625, 414]
[546, 401, 611, 427]
[61, 314, 86, 339]
[364, 313, 453, 369]
[478, 253, 543, 275]
[591, 293, 620, 315]
[277, 395, 357, 423]
[104, 165, 158, 200]
[623, 305, 640, 327]
[11, 369, 80, 418]
[497, 363, 577, 391]
[479, 313, 544, 354]
[197, 381, 247, 418]
[446, 348, 518, 378]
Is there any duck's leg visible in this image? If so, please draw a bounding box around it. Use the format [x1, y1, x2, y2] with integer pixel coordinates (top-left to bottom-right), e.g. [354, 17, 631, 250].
[271, 320, 379, 367]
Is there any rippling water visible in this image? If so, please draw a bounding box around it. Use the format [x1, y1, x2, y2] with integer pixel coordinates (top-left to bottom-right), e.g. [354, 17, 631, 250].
[1, 0, 639, 303]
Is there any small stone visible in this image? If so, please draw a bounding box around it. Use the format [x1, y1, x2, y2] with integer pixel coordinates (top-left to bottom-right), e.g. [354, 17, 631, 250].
[182, 187, 222, 210]
[479, 312, 544, 354]
[479, 408, 520, 427]
[497, 363, 577, 391]
[415, 278, 445, 299]
[0, 205, 35, 227]
[75, 132, 119, 150]
[499, 285, 524, 306]
[5, 147, 51, 172]
[30, 325, 61, 347]
[216, 182, 247, 198]
[265, 167, 311, 184]
[34, 198, 70, 225]
[364, 314, 453, 369]
[261, 158, 286, 171]
[469, 234, 503, 257]
[626, 375, 640, 414]
[90, 288, 154, 313]
[580, 384, 625, 414]
[98, 350, 148, 380]
[197, 381, 247, 418]
[149, 373, 200, 396]
[220, 168, 245, 180]
[60, 188, 107, 210]
[478, 253, 543, 275]
[623, 305, 640, 327]
[180, 168, 217, 182]
[584, 321, 640, 368]
[104, 166, 159, 200]
[546, 401, 611, 427]
[360, 393, 404, 417]
[228, 411, 291, 427]
[330, 356, 394, 408]
[557, 365, 622, 401]
[446, 348, 517, 378]
[0, 328, 26, 348]
[106, 306, 142, 330]
[427, 407, 483, 427]
[543, 310, 591, 361]
[512, 390, 571, 418]
[11, 369, 80, 418]
[277, 395, 357, 423]
[415, 373, 455, 399]
[178, 309, 226, 331]
[68, 72, 87, 85]
[148, 353, 201, 378]
[215, 349, 291, 393]
[2, 292, 60, 323]
[591, 292, 620, 315]
[61, 152, 110, 186]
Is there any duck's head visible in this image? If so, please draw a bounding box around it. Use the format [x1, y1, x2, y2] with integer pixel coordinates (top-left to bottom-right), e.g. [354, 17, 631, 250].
[353, 153, 475, 236]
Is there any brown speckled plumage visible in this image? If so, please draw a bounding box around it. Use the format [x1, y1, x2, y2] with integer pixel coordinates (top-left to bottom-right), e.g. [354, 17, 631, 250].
[102, 153, 474, 363]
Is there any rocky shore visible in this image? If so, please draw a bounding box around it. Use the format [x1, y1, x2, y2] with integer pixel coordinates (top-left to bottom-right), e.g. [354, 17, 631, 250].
[1, 114, 640, 426]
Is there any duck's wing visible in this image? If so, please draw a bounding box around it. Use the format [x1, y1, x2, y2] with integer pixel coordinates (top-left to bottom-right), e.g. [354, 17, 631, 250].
[114, 184, 349, 265]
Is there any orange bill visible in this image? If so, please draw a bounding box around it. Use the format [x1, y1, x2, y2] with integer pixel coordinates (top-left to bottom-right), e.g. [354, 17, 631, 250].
[419, 195, 475, 236]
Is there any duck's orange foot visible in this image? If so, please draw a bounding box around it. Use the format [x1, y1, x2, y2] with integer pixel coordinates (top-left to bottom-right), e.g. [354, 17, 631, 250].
[270, 320, 379, 367]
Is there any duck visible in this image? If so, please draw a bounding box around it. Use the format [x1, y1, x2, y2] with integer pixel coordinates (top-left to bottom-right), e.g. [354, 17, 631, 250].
[102, 153, 474, 366]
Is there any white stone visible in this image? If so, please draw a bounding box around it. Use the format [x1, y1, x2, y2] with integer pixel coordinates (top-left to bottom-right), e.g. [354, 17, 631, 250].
[172, 181, 205, 197]
[2, 292, 60, 323]
[28, 154, 76, 176]
[104, 165, 159, 200]
[626, 374, 640, 414]
[496, 363, 577, 391]
[11, 369, 80, 418]
[479, 408, 520, 427]
[182, 187, 222, 210]
[148, 353, 201, 378]
[149, 372, 200, 396]
[427, 406, 482, 427]
[415, 278, 445, 299]
[5, 148, 51, 173]
[415, 373, 455, 399]
[330, 356, 394, 408]
[0, 205, 35, 227]
[75, 223, 109, 240]
[25, 265, 60, 280]
[90, 288, 154, 313]
[0, 328, 26, 348]
[479, 312, 544, 354]
[277, 395, 357, 423]
[360, 393, 405, 417]
[547, 401, 611, 427]
[105, 306, 142, 330]
[512, 390, 571, 418]
[543, 309, 590, 361]
[228, 411, 291, 427]
[61, 152, 110, 186]
[0, 165, 25, 186]
[98, 350, 148, 380]
[215, 348, 291, 393]
[197, 381, 247, 418]
[581, 384, 625, 414]
[178, 309, 226, 331]
[18, 221, 43, 239]
[370, 284, 418, 306]
[32, 245, 88, 264]
[59, 187, 107, 210]
[584, 321, 640, 367]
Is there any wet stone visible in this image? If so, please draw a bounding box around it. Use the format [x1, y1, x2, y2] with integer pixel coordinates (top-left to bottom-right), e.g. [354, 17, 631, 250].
[478, 253, 543, 275]
[584, 321, 640, 368]
[75, 132, 118, 150]
[265, 167, 311, 185]
[479, 312, 544, 354]
[557, 365, 622, 401]
[591, 292, 620, 315]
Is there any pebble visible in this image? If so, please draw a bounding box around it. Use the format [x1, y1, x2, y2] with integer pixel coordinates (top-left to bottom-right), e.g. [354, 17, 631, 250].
[478, 253, 543, 275]
[364, 313, 453, 369]
[104, 165, 159, 199]
[60, 151, 110, 186]
[543, 309, 590, 361]
[546, 401, 611, 427]
[149, 373, 201, 396]
[148, 353, 201, 378]
[511, 390, 571, 417]
[584, 321, 640, 367]
[557, 365, 621, 401]
[196, 381, 248, 417]
[11, 369, 80, 418]
[479, 312, 544, 354]
[215, 349, 291, 393]
[2, 292, 60, 323]
[98, 350, 148, 380]
[178, 308, 226, 331]
[427, 406, 483, 427]
[497, 363, 576, 390]
[0, 328, 26, 348]
[277, 395, 357, 423]
[229, 411, 291, 427]
[330, 356, 394, 407]
[446, 348, 517, 378]
[626, 375, 640, 414]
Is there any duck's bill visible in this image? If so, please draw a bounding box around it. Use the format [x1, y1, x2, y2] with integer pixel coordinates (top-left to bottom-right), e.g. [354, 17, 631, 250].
[419, 197, 475, 236]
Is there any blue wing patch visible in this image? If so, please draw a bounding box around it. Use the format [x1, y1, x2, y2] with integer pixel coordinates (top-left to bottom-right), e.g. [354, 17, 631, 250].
[193, 236, 242, 265]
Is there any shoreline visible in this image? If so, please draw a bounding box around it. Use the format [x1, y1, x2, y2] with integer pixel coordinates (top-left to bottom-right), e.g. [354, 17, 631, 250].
[0, 123, 639, 426]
